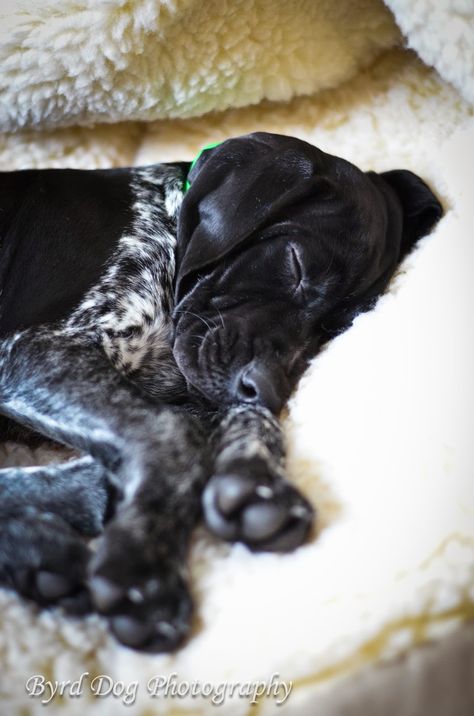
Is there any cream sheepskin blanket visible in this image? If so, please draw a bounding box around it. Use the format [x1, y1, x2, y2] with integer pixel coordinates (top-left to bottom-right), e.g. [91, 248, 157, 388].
[0, 1, 474, 714]
[1, 0, 473, 130]
[0, 0, 401, 130]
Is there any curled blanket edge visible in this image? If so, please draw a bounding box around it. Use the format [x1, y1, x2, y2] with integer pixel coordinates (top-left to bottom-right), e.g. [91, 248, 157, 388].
[1, 0, 402, 131]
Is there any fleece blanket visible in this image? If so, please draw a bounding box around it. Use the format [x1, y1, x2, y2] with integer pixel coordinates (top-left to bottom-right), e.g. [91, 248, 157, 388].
[0, 0, 402, 130]
[0, 1, 474, 714]
[1, 0, 474, 132]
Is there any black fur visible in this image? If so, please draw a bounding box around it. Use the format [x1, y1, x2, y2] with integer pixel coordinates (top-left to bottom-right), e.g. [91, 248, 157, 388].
[0, 132, 442, 651]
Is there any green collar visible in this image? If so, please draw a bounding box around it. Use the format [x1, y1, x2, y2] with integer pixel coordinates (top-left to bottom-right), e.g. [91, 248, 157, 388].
[184, 140, 222, 192]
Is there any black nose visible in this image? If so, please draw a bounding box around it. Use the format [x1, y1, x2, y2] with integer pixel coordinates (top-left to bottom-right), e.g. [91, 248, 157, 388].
[235, 361, 286, 414]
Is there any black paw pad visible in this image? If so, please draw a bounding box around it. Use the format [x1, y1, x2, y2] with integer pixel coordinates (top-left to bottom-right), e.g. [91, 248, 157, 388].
[110, 615, 156, 649]
[36, 571, 75, 600]
[90, 541, 193, 652]
[0, 511, 92, 614]
[203, 473, 314, 552]
[89, 576, 124, 612]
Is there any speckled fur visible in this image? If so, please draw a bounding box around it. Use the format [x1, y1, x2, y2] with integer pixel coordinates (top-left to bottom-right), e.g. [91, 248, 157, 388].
[66, 165, 186, 399]
[0, 162, 312, 651]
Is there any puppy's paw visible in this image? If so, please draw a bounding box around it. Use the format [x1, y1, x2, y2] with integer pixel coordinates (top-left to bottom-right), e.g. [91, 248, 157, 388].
[203, 467, 315, 552]
[89, 529, 192, 652]
[0, 509, 92, 614]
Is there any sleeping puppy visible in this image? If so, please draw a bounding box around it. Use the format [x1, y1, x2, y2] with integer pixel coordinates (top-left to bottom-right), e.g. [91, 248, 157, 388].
[0, 133, 442, 651]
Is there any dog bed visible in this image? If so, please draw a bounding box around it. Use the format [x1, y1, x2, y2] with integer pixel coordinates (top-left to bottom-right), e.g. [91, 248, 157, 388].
[0, 1, 473, 714]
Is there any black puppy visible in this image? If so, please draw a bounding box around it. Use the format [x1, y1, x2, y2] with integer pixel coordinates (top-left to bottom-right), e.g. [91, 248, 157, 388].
[0, 132, 442, 651]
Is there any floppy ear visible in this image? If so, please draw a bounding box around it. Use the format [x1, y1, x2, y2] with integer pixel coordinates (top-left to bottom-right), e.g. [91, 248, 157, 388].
[379, 169, 443, 254]
[175, 133, 319, 302]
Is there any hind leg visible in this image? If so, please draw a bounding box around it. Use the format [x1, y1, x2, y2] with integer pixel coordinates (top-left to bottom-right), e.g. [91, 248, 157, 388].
[0, 327, 209, 650]
[0, 456, 112, 537]
[0, 456, 112, 614]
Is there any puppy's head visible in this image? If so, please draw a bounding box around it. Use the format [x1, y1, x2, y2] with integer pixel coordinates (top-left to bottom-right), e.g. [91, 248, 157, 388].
[172, 132, 442, 413]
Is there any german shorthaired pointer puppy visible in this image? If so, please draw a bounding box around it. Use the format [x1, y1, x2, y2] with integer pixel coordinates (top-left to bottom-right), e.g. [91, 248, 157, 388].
[0, 132, 442, 651]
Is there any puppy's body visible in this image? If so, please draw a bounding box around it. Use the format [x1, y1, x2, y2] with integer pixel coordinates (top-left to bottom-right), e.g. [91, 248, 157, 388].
[0, 133, 442, 651]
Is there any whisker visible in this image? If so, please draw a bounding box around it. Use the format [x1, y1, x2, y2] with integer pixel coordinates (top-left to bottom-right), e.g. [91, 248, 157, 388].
[174, 309, 217, 332]
[216, 307, 225, 330]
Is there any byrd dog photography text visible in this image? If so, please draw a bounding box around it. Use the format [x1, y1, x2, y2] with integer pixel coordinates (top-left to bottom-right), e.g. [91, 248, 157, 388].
[25, 671, 293, 707]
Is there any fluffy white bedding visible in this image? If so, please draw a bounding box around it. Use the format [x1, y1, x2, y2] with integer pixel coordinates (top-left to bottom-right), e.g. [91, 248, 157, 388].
[0, 1, 473, 713]
[0, 0, 400, 130]
[386, 0, 474, 104]
[2, 0, 473, 132]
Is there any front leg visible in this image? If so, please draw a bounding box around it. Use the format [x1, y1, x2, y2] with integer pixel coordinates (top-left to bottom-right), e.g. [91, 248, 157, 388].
[90, 412, 207, 651]
[0, 327, 209, 649]
[203, 405, 315, 551]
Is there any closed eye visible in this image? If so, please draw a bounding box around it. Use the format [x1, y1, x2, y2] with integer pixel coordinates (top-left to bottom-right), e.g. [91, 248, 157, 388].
[289, 244, 305, 296]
